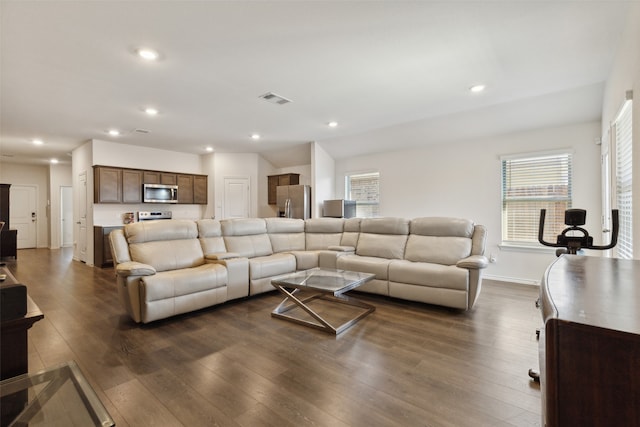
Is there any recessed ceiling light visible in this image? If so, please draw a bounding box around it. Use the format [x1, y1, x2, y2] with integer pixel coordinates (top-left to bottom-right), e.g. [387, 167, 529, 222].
[144, 107, 159, 116]
[205, 147, 214, 152]
[137, 48, 159, 61]
[328, 121, 338, 128]
[108, 129, 120, 137]
[32, 139, 44, 145]
[50, 158, 59, 164]
[251, 133, 261, 140]
[469, 84, 486, 93]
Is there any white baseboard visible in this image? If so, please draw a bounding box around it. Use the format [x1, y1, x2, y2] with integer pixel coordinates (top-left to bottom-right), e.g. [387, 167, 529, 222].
[483, 274, 540, 286]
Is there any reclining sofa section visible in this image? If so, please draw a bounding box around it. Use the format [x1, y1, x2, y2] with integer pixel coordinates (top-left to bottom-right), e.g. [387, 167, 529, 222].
[110, 216, 488, 323]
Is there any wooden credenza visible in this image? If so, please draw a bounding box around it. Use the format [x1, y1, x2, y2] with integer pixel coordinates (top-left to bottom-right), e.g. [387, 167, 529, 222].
[539, 255, 640, 427]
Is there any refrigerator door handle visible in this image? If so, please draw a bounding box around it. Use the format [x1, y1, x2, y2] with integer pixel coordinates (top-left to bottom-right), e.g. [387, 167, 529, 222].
[285, 198, 291, 218]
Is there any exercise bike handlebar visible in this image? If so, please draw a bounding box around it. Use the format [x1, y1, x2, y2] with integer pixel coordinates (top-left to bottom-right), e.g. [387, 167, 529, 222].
[538, 208, 619, 251]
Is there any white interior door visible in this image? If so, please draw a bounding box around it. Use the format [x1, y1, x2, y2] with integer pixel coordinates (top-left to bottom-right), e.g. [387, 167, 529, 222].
[61, 186, 73, 247]
[78, 172, 87, 262]
[10, 185, 37, 248]
[223, 177, 250, 219]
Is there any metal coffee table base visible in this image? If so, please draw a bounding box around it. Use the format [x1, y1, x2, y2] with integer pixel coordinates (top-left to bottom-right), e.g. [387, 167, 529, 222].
[271, 285, 375, 334]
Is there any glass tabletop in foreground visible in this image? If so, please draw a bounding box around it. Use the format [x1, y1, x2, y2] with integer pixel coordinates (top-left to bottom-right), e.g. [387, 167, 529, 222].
[0, 360, 114, 427]
[271, 268, 375, 294]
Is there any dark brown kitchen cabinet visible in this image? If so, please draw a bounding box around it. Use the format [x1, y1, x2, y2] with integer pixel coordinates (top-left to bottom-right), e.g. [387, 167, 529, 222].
[267, 173, 299, 205]
[96, 166, 207, 204]
[193, 175, 208, 204]
[94, 226, 123, 267]
[122, 169, 142, 203]
[177, 175, 194, 204]
[94, 166, 121, 203]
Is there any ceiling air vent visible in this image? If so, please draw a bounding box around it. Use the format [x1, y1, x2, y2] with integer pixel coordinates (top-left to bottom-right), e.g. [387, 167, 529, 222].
[259, 92, 292, 105]
[134, 128, 150, 134]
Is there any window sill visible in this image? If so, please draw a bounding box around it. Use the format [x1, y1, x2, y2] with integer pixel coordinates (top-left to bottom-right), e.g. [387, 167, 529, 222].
[498, 243, 558, 254]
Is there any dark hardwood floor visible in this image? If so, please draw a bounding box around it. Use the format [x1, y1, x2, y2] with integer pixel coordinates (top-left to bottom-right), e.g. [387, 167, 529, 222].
[6, 248, 542, 426]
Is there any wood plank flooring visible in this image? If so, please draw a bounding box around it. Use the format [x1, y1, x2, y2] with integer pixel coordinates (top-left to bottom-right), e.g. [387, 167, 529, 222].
[5, 248, 542, 426]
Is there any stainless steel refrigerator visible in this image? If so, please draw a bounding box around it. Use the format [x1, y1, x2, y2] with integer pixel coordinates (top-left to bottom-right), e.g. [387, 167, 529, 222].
[276, 185, 311, 219]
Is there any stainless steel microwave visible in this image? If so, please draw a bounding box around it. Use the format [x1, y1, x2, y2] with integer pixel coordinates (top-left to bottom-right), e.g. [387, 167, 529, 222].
[143, 183, 178, 203]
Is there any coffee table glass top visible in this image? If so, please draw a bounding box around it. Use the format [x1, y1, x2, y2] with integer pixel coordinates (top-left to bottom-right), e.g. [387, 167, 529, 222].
[0, 360, 114, 427]
[271, 268, 375, 294]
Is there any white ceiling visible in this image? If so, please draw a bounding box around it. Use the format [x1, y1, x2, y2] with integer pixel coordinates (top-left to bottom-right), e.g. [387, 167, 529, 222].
[0, 1, 632, 168]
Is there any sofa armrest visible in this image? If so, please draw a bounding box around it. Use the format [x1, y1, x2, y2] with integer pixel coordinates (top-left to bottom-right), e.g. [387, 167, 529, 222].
[205, 252, 240, 261]
[457, 255, 489, 270]
[328, 245, 355, 252]
[115, 261, 156, 277]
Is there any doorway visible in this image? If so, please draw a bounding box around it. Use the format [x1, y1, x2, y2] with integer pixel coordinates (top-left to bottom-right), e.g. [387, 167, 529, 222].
[9, 185, 37, 249]
[61, 186, 73, 247]
[223, 177, 250, 219]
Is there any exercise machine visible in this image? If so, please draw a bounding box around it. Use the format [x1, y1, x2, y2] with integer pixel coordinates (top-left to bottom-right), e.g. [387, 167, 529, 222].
[528, 208, 619, 381]
[538, 208, 619, 255]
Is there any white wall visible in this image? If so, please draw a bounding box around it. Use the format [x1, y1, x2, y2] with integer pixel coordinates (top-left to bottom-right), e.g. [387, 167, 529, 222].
[311, 142, 336, 218]
[601, 2, 640, 258]
[0, 163, 50, 248]
[48, 164, 72, 249]
[334, 121, 601, 283]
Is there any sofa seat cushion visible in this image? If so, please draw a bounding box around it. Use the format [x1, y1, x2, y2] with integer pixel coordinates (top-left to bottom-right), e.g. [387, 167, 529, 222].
[249, 253, 296, 280]
[337, 254, 391, 280]
[389, 260, 468, 291]
[141, 263, 227, 302]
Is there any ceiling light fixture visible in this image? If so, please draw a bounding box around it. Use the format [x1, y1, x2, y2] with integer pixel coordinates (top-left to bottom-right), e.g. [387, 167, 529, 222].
[137, 48, 159, 61]
[108, 129, 120, 137]
[205, 147, 214, 152]
[144, 107, 159, 116]
[251, 133, 261, 140]
[32, 139, 44, 145]
[50, 158, 59, 164]
[469, 84, 486, 93]
[328, 121, 338, 128]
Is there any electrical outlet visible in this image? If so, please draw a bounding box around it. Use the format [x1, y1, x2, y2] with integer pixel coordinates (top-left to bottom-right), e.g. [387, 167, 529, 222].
[489, 253, 497, 263]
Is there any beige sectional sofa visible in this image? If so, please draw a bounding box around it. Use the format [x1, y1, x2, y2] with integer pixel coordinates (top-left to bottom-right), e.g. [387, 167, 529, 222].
[110, 216, 488, 323]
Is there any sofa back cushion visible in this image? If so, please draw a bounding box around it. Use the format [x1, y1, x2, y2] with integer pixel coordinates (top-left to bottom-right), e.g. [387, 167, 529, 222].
[221, 218, 273, 258]
[341, 218, 361, 247]
[265, 218, 306, 253]
[405, 217, 474, 265]
[304, 218, 344, 250]
[196, 219, 227, 254]
[356, 218, 409, 259]
[125, 220, 204, 272]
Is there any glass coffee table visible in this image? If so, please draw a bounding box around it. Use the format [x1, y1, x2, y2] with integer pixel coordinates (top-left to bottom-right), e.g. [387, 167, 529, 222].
[0, 360, 114, 427]
[270, 268, 376, 335]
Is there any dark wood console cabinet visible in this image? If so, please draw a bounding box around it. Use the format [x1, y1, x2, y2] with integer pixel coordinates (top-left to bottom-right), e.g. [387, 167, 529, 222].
[539, 255, 640, 427]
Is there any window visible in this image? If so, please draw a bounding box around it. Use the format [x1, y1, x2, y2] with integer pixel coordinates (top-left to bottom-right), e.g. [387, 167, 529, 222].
[614, 98, 633, 259]
[501, 151, 573, 246]
[345, 172, 379, 218]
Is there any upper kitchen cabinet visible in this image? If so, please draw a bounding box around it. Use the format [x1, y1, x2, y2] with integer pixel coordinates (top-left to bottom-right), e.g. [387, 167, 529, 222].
[193, 175, 208, 204]
[143, 171, 177, 185]
[268, 173, 300, 205]
[95, 166, 207, 204]
[94, 166, 122, 203]
[122, 169, 142, 204]
[177, 175, 194, 204]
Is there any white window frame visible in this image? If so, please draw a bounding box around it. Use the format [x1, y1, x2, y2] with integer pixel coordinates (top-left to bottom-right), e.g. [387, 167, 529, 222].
[612, 97, 633, 259]
[345, 171, 380, 218]
[500, 149, 573, 249]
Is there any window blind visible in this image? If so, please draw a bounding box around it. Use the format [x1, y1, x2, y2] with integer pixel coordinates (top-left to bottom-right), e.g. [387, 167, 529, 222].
[615, 100, 633, 259]
[502, 152, 572, 245]
[346, 172, 380, 218]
